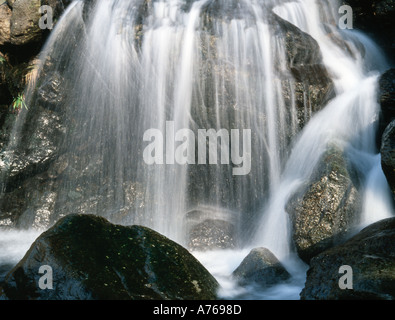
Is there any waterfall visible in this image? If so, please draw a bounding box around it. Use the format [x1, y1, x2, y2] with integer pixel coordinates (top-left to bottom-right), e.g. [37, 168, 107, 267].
[254, 0, 393, 259]
[0, 0, 394, 299]
[1, 0, 306, 245]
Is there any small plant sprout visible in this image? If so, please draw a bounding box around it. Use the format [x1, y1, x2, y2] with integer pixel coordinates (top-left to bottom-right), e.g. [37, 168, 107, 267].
[12, 93, 28, 112]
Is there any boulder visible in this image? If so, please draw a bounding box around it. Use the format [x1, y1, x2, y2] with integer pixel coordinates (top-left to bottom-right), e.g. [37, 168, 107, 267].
[9, 0, 42, 46]
[0, 214, 219, 300]
[301, 217, 395, 300]
[232, 247, 290, 288]
[5, 0, 71, 46]
[0, 3, 12, 46]
[286, 145, 362, 263]
[0, 0, 72, 72]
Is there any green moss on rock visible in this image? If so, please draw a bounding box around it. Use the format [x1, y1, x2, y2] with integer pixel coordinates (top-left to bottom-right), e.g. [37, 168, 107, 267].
[1, 214, 219, 300]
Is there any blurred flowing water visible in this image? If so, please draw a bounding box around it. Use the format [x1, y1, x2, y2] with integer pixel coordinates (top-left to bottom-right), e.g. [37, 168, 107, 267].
[0, 0, 393, 299]
[254, 0, 392, 259]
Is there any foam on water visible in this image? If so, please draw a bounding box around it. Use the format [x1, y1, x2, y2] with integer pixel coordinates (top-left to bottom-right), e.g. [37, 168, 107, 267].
[193, 249, 308, 300]
[0, 229, 41, 280]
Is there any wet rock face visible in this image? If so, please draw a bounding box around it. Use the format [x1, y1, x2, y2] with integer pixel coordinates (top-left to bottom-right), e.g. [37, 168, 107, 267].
[301, 217, 395, 300]
[9, 0, 42, 46]
[1, 1, 333, 246]
[0, 0, 71, 46]
[186, 208, 237, 251]
[0, 68, 74, 229]
[37, 72, 66, 110]
[188, 11, 335, 237]
[381, 119, 395, 200]
[286, 146, 362, 264]
[188, 219, 236, 251]
[378, 69, 395, 147]
[0, 64, 147, 229]
[275, 14, 335, 137]
[379, 69, 395, 127]
[0, 214, 219, 300]
[0, 4, 12, 46]
[0, 0, 72, 109]
[232, 247, 290, 288]
[0, 104, 65, 191]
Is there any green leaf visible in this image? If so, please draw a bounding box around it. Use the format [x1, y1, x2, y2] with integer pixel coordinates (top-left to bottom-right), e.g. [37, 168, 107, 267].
[11, 93, 28, 111]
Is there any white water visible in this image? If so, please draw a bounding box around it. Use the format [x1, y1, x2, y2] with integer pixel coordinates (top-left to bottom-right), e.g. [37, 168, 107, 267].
[0, 230, 41, 281]
[194, 249, 307, 300]
[1, 0, 394, 300]
[1, 0, 297, 245]
[201, 0, 393, 299]
[254, 0, 393, 259]
[0, 230, 41, 264]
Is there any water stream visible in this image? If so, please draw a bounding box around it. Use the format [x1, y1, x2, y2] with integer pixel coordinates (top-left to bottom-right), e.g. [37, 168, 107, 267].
[0, 0, 393, 300]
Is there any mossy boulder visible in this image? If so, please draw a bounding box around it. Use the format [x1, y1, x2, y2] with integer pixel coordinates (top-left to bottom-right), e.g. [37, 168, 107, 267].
[286, 145, 362, 263]
[0, 214, 219, 300]
[301, 217, 395, 300]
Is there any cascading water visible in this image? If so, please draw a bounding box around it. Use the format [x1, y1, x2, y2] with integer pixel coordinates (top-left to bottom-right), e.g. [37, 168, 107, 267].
[1, 0, 303, 244]
[0, 0, 393, 300]
[254, 0, 393, 260]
